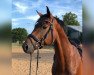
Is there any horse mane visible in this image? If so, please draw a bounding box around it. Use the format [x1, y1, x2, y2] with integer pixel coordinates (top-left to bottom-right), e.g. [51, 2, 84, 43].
[54, 17, 67, 34]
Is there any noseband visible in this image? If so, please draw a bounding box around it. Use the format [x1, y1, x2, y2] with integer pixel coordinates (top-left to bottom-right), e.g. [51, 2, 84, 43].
[28, 19, 54, 48]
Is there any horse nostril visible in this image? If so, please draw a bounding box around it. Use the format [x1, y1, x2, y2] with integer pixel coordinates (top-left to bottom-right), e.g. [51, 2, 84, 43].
[25, 44, 28, 50]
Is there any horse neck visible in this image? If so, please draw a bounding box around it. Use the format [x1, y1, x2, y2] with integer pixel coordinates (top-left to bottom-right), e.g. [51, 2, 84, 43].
[53, 20, 81, 75]
[54, 19, 77, 71]
[53, 20, 73, 71]
[55, 21, 71, 51]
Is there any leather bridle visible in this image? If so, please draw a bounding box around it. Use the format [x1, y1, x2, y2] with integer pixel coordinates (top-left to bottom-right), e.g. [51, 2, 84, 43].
[28, 19, 54, 49]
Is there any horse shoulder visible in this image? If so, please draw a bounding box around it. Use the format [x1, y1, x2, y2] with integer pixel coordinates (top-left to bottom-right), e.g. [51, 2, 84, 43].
[68, 45, 82, 75]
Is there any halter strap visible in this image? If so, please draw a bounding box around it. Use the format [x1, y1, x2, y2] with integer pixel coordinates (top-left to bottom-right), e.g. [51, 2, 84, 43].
[28, 18, 54, 48]
[28, 34, 40, 43]
[40, 23, 53, 43]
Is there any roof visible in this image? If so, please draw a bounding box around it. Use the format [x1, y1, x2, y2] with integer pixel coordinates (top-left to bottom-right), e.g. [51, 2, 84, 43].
[67, 25, 82, 32]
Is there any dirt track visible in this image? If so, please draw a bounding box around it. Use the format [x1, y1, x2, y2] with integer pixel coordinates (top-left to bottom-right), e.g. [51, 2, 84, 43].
[12, 45, 54, 75]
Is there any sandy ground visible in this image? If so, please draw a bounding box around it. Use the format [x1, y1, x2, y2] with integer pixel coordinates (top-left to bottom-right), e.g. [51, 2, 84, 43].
[0, 44, 11, 75]
[12, 45, 54, 75]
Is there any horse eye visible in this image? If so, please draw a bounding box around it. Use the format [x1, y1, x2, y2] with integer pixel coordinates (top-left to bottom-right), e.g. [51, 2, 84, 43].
[44, 21, 49, 24]
[42, 25, 48, 29]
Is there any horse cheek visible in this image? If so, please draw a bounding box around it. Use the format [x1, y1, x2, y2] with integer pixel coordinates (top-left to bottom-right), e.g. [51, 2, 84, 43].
[45, 34, 52, 45]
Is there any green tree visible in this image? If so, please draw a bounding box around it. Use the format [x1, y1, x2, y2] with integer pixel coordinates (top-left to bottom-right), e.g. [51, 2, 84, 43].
[63, 12, 80, 26]
[0, 21, 11, 42]
[12, 28, 28, 44]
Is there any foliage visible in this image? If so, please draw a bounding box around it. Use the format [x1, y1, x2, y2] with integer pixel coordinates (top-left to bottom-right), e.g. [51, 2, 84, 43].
[63, 12, 80, 26]
[0, 22, 11, 42]
[12, 28, 28, 44]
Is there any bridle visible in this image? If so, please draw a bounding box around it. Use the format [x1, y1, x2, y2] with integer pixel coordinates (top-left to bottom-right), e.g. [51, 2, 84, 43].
[28, 19, 54, 48]
[27, 18, 54, 75]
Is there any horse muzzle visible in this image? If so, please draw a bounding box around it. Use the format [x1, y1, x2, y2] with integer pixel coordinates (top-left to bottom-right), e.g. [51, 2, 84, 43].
[22, 42, 35, 54]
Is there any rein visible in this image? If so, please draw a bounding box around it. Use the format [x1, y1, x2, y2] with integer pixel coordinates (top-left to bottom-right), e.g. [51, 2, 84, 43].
[29, 47, 39, 75]
[28, 19, 54, 75]
[29, 53, 32, 75]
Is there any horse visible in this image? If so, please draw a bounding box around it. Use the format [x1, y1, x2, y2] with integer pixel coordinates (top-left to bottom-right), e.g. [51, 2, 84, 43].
[22, 6, 93, 75]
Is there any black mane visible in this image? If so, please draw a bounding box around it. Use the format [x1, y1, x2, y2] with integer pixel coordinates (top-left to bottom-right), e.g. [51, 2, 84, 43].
[54, 17, 67, 34]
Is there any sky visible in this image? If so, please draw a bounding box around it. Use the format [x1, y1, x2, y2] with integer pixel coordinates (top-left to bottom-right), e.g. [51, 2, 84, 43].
[12, 0, 82, 33]
[0, 0, 11, 24]
[83, 0, 94, 23]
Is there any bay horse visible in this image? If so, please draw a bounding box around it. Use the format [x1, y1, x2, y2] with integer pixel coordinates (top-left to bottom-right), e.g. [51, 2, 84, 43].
[22, 6, 83, 75]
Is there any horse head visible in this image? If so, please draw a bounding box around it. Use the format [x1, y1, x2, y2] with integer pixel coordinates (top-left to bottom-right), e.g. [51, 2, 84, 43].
[22, 6, 57, 54]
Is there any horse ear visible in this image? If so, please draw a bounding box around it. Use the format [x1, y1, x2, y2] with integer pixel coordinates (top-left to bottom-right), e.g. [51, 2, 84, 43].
[46, 6, 52, 17]
[36, 10, 42, 17]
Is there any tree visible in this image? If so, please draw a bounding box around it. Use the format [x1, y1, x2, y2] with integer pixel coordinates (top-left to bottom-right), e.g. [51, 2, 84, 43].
[12, 28, 28, 44]
[0, 21, 11, 42]
[63, 12, 80, 26]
